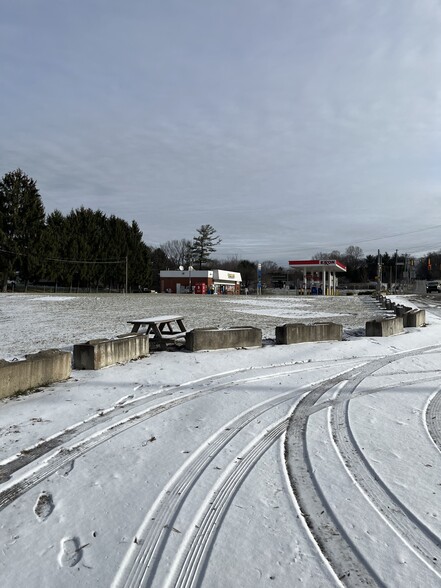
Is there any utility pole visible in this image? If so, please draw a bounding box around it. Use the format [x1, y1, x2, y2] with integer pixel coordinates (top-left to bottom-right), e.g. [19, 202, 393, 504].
[125, 256, 128, 294]
[394, 249, 398, 293]
[377, 250, 382, 293]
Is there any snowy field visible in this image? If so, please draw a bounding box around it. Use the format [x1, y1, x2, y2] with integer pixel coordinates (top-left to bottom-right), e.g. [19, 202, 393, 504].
[1, 293, 441, 587]
[0, 292, 386, 360]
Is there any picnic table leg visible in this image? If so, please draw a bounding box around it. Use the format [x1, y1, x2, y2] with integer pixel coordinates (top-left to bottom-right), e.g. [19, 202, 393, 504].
[158, 322, 174, 333]
[176, 319, 186, 333]
[151, 324, 163, 342]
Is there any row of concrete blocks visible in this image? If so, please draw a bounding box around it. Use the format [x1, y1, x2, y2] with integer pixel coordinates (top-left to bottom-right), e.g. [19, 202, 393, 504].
[365, 295, 426, 337]
[74, 322, 345, 365]
[0, 333, 149, 401]
[0, 323, 343, 399]
[0, 301, 426, 399]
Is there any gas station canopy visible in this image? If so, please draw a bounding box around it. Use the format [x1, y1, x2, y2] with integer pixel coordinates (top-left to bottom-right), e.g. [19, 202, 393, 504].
[288, 259, 347, 295]
[289, 259, 347, 272]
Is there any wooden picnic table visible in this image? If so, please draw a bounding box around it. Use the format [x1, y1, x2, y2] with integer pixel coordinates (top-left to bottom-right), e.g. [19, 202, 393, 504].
[127, 315, 187, 348]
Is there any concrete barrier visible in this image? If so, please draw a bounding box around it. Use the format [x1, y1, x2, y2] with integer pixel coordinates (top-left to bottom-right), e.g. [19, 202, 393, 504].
[275, 322, 343, 345]
[403, 309, 426, 328]
[384, 299, 395, 310]
[394, 304, 413, 317]
[73, 333, 149, 370]
[185, 327, 262, 352]
[366, 317, 404, 337]
[0, 349, 71, 399]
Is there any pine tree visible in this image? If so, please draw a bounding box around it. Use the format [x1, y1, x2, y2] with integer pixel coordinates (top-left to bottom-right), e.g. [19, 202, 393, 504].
[190, 224, 221, 269]
[0, 169, 46, 291]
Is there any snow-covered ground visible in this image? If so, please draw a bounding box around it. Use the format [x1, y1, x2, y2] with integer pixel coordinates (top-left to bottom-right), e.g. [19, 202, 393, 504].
[1, 293, 441, 587]
[0, 292, 386, 360]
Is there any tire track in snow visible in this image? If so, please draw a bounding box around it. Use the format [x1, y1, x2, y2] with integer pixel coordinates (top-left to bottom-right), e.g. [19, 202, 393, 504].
[331, 374, 441, 576]
[0, 369, 247, 479]
[0, 387, 174, 482]
[0, 358, 353, 482]
[286, 345, 441, 587]
[115, 363, 379, 587]
[426, 389, 441, 451]
[169, 418, 290, 588]
[0, 395, 193, 512]
[113, 388, 307, 587]
[0, 360, 359, 512]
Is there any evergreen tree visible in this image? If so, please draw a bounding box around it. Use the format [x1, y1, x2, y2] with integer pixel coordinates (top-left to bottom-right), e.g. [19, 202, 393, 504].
[151, 247, 169, 291]
[0, 169, 45, 291]
[59, 207, 106, 290]
[126, 220, 152, 291]
[237, 259, 257, 288]
[190, 224, 221, 269]
[43, 209, 70, 288]
[365, 254, 377, 282]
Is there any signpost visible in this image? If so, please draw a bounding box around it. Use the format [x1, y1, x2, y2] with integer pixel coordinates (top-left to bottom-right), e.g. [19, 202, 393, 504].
[188, 265, 194, 293]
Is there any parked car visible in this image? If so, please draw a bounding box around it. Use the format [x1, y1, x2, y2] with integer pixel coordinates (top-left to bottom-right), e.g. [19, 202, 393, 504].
[426, 280, 441, 293]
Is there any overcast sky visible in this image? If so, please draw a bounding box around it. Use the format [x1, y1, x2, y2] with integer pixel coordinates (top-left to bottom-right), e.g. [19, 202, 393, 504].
[2, 0, 441, 265]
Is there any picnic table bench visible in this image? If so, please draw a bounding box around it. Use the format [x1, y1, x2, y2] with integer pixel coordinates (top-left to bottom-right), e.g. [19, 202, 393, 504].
[127, 315, 187, 349]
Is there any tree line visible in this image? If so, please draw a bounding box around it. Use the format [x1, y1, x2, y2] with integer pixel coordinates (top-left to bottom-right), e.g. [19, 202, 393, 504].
[0, 169, 437, 292]
[311, 246, 441, 287]
[0, 169, 166, 292]
[0, 170, 232, 292]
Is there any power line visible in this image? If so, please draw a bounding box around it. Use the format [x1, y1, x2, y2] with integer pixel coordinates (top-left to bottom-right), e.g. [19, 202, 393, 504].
[324, 224, 441, 248]
[45, 257, 126, 265]
[0, 247, 125, 264]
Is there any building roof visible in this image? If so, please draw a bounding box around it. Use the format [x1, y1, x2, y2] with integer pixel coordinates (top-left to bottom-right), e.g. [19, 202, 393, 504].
[288, 259, 347, 272]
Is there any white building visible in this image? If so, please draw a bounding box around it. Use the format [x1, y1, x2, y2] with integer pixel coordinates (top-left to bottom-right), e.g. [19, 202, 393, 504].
[160, 269, 242, 294]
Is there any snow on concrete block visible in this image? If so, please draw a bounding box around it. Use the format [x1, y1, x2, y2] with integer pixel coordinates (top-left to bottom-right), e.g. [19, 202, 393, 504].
[365, 317, 404, 337]
[403, 309, 426, 328]
[185, 327, 262, 352]
[73, 334, 149, 370]
[275, 322, 343, 345]
[0, 349, 71, 399]
[394, 305, 413, 317]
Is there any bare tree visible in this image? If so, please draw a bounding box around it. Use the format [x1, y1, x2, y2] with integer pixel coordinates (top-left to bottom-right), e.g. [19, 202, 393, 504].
[216, 255, 239, 271]
[342, 246, 365, 281]
[261, 260, 280, 273]
[160, 239, 192, 269]
[343, 245, 364, 267]
[312, 250, 341, 260]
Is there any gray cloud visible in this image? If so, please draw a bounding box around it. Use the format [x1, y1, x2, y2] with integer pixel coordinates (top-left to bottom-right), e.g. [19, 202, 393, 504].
[2, 0, 441, 265]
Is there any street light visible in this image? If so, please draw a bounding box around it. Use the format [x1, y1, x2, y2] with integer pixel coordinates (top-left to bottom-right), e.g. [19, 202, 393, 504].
[188, 265, 194, 293]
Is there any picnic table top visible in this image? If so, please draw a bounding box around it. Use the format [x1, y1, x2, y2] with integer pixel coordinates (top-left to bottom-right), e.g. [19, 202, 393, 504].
[128, 315, 184, 324]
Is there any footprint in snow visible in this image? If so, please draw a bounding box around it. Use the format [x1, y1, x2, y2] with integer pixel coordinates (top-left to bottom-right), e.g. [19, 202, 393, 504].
[33, 491, 54, 521]
[58, 536, 83, 567]
[57, 459, 75, 477]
